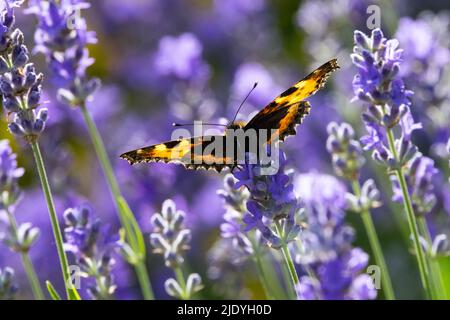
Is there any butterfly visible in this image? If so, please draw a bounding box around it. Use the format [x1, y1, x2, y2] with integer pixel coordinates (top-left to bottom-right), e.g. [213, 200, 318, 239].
[120, 59, 339, 172]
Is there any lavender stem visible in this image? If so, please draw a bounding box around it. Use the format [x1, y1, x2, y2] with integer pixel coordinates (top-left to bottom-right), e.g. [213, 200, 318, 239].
[30, 141, 80, 300]
[351, 180, 395, 300]
[274, 221, 299, 299]
[386, 129, 432, 298]
[79, 104, 154, 300]
[4, 208, 44, 300]
[417, 217, 446, 299]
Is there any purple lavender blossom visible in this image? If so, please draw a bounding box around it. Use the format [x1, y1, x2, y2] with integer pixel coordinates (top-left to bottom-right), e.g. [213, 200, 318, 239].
[0, 140, 40, 253]
[63, 204, 117, 300]
[206, 174, 266, 299]
[326, 122, 382, 212]
[27, 0, 100, 107]
[294, 172, 377, 300]
[352, 28, 420, 169]
[0, 1, 47, 142]
[0, 266, 17, 299]
[149, 199, 192, 268]
[391, 155, 437, 217]
[0, 139, 24, 208]
[326, 122, 365, 181]
[149, 199, 203, 299]
[352, 28, 446, 221]
[217, 174, 254, 259]
[233, 151, 302, 249]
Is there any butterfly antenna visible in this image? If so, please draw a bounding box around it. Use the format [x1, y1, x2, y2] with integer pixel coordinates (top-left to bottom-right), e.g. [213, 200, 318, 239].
[229, 82, 258, 126]
[172, 122, 227, 127]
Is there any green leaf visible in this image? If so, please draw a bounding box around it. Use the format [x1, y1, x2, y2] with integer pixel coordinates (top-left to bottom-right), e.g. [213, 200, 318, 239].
[117, 196, 146, 259]
[46, 281, 61, 300]
[68, 286, 81, 300]
[437, 257, 450, 299]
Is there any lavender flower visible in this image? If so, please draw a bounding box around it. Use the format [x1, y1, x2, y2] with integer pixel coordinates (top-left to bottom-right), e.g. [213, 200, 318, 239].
[0, 266, 17, 299]
[391, 155, 437, 217]
[326, 122, 365, 181]
[351, 28, 430, 194]
[233, 151, 302, 249]
[217, 174, 255, 259]
[294, 172, 377, 300]
[352, 29, 445, 220]
[63, 204, 117, 300]
[0, 0, 47, 142]
[0, 140, 39, 253]
[149, 199, 203, 299]
[326, 122, 381, 212]
[208, 174, 274, 299]
[352, 28, 419, 156]
[352, 28, 441, 297]
[27, 0, 100, 107]
[0, 139, 24, 208]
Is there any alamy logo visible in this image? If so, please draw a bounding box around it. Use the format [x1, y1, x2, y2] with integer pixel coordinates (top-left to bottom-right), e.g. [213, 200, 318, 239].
[366, 4, 381, 29]
[367, 265, 381, 290]
[67, 265, 81, 290]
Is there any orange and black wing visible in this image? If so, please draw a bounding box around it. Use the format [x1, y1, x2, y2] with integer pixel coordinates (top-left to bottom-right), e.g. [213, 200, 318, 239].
[244, 59, 339, 142]
[120, 136, 236, 172]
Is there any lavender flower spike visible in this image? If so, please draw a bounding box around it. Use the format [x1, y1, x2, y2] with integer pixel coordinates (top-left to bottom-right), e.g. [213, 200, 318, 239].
[295, 173, 377, 300]
[26, 0, 100, 106]
[233, 151, 302, 249]
[0, 139, 44, 299]
[150, 199, 203, 299]
[0, 0, 47, 142]
[63, 205, 117, 300]
[352, 28, 433, 297]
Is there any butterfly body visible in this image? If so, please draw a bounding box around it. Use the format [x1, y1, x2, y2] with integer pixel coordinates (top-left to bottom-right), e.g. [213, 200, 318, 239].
[120, 59, 339, 172]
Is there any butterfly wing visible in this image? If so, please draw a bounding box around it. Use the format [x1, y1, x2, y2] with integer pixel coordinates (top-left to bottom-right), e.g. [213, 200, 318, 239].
[244, 101, 311, 143]
[120, 136, 236, 172]
[244, 59, 339, 142]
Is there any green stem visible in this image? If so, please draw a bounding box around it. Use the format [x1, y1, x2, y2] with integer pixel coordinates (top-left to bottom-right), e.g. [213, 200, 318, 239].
[386, 129, 432, 299]
[30, 141, 73, 299]
[135, 261, 155, 300]
[417, 217, 446, 300]
[79, 105, 154, 300]
[174, 267, 188, 300]
[249, 235, 274, 300]
[274, 222, 299, 299]
[252, 254, 274, 299]
[4, 209, 45, 300]
[351, 181, 395, 300]
[276, 251, 297, 299]
[21, 253, 45, 300]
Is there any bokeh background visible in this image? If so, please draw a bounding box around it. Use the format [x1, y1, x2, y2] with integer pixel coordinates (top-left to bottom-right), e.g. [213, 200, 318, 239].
[1, 0, 449, 299]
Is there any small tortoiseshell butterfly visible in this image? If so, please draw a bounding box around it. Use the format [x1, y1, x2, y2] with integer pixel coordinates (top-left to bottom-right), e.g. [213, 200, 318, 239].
[120, 59, 339, 172]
